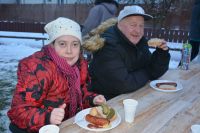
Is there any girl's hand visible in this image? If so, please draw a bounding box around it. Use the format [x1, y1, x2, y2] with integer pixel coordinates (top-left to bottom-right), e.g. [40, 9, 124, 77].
[50, 103, 66, 125]
[93, 95, 106, 105]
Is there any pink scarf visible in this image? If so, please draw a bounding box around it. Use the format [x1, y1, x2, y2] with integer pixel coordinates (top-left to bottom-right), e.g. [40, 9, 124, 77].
[44, 45, 82, 117]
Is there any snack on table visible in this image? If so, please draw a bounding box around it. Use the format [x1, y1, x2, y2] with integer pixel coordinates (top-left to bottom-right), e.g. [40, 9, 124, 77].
[85, 104, 117, 128]
[156, 82, 177, 90]
[148, 38, 164, 47]
[85, 114, 110, 128]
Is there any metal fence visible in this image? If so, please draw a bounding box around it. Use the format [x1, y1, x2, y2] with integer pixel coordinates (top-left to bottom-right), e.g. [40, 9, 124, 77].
[144, 28, 189, 43]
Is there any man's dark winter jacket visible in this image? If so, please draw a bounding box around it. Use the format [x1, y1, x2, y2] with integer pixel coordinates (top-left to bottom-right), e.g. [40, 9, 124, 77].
[83, 19, 170, 100]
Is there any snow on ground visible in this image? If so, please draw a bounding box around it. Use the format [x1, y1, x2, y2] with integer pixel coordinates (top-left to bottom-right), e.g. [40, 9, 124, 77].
[0, 31, 48, 38]
[0, 31, 45, 133]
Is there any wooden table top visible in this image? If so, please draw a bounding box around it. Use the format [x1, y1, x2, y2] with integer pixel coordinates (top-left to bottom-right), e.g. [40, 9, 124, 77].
[59, 63, 200, 133]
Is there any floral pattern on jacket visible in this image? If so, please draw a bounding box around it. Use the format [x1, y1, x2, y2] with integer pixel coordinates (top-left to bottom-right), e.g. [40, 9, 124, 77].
[7, 49, 96, 132]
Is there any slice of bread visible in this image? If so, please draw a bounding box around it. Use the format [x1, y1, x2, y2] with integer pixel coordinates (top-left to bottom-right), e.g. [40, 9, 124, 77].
[148, 38, 163, 47]
[89, 105, 117, 122]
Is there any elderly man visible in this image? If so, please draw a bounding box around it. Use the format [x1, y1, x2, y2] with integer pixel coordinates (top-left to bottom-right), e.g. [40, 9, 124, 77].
[84, 5, 170, 100]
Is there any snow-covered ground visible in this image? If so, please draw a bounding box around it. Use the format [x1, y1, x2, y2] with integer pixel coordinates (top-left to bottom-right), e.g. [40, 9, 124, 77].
[0, 31, 46, 133]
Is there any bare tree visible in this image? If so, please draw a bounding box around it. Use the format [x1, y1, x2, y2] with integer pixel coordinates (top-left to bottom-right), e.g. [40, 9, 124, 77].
[142, 0, 177, 29]
[142, 0, 194, 29]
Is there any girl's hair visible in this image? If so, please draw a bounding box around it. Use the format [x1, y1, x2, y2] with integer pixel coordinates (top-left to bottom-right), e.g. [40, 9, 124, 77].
[94, 0, 119, 8]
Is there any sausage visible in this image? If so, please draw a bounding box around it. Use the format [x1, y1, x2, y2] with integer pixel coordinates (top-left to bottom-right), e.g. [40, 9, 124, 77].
[156, 82, 177, 90]
[156, 82, 177, 87]
[87, 124, 101, 129]
[85, 114, 110, 127]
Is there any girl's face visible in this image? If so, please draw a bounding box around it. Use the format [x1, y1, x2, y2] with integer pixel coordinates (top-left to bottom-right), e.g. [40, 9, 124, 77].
[53, 35, 81, 66]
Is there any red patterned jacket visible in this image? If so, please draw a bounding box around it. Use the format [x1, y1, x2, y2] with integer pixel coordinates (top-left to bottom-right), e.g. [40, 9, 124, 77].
[7, 49, 97, 132]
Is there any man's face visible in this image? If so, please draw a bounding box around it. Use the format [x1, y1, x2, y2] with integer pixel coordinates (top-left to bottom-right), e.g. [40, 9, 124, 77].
[118, 16, 144, 45]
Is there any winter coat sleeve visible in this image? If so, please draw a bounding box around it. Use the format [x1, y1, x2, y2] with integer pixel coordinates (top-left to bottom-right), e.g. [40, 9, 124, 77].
[79, 59, 97, 108]
[7, 60, 52, 132]
[146, 48, 170, 80]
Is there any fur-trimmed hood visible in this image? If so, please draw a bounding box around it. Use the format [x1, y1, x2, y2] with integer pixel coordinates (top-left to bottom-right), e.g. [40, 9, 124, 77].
[82, 18, 117, 53]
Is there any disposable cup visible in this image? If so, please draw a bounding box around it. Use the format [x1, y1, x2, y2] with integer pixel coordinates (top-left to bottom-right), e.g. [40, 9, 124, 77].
[191, 124, 200, 133]
[39, 124, 59, 133]
[123, 99, 138, 123]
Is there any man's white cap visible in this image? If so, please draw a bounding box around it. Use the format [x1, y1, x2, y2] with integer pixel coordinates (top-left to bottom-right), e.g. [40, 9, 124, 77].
[118, 5, 153, 21]
[44, 17, 82, 44]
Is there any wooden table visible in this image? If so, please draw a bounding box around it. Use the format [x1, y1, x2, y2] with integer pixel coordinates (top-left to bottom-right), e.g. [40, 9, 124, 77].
[59, 63, 200, 133]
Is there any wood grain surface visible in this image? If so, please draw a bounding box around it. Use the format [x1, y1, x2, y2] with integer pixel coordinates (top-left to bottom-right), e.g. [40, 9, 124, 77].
[59, 63, 200, 133]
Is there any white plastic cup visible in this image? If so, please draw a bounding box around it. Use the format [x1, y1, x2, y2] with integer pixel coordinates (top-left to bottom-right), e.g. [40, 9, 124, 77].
[191, 124, 200, 133]
[123, 99, 138, 123]
[39, 124, 60, 133]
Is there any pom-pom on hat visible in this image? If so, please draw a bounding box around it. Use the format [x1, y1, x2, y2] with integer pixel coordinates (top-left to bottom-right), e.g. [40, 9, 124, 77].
[44, 17, 82, 44]
[118, 5, 153, 22]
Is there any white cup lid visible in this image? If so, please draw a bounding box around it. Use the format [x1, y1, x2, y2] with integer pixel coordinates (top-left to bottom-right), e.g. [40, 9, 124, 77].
[191, 125, 200, 133]
[123, 99, 138, 106]
[39, 124, 60, 133]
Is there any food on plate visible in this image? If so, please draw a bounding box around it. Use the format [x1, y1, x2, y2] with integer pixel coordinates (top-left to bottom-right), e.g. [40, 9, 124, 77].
[156, 82, 177, 90]
[148, 38, 164, 47]
[85, 104, 116, 128]
[85, 114, 110, 128]
[87, 123, 106, 129]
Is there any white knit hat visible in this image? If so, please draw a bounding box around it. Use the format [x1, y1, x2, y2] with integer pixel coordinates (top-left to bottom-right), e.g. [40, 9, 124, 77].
[44, 17, 82, 44]
[118, 5, 153, 22]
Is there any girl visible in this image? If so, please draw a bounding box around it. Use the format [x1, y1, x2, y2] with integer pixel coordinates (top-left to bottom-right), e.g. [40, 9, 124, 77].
[8, 17, 106, 133]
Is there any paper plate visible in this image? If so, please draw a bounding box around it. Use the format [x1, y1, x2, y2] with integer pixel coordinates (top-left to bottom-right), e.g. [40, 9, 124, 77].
[150, 80, 183, 92]
[74, 108, 121, 131]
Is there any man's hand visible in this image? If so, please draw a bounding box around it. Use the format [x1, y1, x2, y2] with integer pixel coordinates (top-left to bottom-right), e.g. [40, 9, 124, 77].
[157, 40, 168, 51]
[50, 103, 66, 125]
[93, 95, 106, 105]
